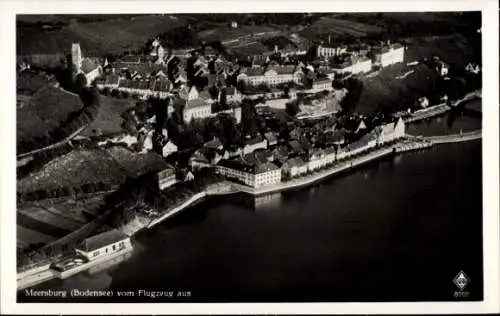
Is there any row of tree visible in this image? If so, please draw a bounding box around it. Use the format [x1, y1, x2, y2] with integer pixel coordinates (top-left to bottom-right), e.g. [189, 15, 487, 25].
[18, 181, 115, 202]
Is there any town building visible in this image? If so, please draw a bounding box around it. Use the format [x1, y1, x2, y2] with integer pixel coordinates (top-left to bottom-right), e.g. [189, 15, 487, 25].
[113, 78, 172, 99]
[332, 55, 372, 75]
[224, 87, 242, 103]
[162, 140, 178, 158]
[281, 157, 308, 178]
[216, 159, 281, 188]
[308, 148, 327, 171]
[243, 135, 268, 155]
[264, 132, 278, 147]
[377, 43, 405, 67]
[157, 167, 177, 190]
[465, 62, 481, 74]
[312, 78, 333, 91]
[345, 131, 377, 157]
[71, 43, 103, 85]
[237, 65, 304, 87]
[436, 61, 449, 77]
[76, 229, 132, 261]
[314, 44, 347, 59]
[95, 74, 120, 90]
[189, 150, 211, 170]
[375, 117, 406, 145]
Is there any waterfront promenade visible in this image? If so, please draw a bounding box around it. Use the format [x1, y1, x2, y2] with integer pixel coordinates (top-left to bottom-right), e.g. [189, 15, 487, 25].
[17, 130, 482, 290]
[425, 130, 481, 144]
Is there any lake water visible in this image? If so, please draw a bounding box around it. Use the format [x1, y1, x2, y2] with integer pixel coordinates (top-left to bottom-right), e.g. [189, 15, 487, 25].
[18, 111, 483, 303]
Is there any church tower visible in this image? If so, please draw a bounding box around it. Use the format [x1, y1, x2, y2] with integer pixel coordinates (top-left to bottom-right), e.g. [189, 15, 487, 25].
[71, 43, 82, 75]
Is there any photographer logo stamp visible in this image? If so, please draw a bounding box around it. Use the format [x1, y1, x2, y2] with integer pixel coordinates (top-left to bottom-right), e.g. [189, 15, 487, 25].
[453, 270, 470, 298]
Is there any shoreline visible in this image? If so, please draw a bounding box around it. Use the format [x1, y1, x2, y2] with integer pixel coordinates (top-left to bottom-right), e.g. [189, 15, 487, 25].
[126, 130, 482, 230]
[16, 131, 481, 290]
[402, 90, 481, 124]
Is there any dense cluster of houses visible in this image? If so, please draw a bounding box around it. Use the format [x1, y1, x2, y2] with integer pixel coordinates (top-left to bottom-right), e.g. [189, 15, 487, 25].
[69, 33, 409, 191]
[185, 117, 406, 188]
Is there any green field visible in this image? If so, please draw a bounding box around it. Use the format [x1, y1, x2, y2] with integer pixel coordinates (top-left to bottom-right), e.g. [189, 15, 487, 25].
[18, 15, 188, 56]
[300, 16, 385, 42]
[198, 24, 281, 42]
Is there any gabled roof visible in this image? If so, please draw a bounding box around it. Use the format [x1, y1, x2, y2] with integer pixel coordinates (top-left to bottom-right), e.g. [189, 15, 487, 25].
[244, 135, 265, 146]
[239, 67, 266, 77]
[264, 132, 278, 143]
[186, 98, 209, 109]
[119, 55, 142, 64]
[254, 162, 279, 174]
[77, 229, 129, 252]
[288, 140, 304, 153]
[81, 58, 101, 74]
[284, 157, 306, 168]
[96, 74, 120, 86]
[205, 137, 223, 149]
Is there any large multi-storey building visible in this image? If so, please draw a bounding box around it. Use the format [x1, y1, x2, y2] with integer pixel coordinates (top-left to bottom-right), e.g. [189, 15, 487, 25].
[332, 55, 372, 74]
[216, 159, 281, 188]
[237, 65, 304, 87]
[377, 43, 405, 67]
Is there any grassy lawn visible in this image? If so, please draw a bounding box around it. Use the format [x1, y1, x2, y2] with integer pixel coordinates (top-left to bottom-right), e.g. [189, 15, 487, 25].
[80, 95, 134, 137]
[17, 86, 83, 145]
[18, 15, 188, 56]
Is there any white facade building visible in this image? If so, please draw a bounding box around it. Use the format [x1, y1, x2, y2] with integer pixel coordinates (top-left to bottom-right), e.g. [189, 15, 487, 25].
[76, 229, 132, 261]
[380, 45, 405, 67]
[157, 168, 177, 190]
[282, 157, 308, 178]
[216, 160, 281, 188]
[333, 57, 372, 75]
[243, 136, 268, 155]
[376, 117, 406, 145]
[316, 45, 347, 58]
[237, 66, 304, 87]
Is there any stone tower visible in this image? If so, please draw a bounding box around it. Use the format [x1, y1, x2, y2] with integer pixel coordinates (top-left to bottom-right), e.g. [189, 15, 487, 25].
[71, 43, 82, 75]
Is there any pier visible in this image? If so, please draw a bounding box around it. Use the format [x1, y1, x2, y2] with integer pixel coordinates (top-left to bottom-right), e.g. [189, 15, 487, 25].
[425, 130, 482, 144]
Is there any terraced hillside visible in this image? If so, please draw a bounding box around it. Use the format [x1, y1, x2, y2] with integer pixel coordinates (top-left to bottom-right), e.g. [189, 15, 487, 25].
[17, 147, 170, 251]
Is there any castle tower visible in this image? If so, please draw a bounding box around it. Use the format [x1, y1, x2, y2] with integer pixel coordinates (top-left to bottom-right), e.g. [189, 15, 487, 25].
[71, 43, 82, 74]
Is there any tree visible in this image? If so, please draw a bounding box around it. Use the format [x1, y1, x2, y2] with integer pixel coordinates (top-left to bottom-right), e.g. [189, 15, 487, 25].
[220, 89, 227, 108]
[286, 101, 301, 117]
[73, 73, 87, 94]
